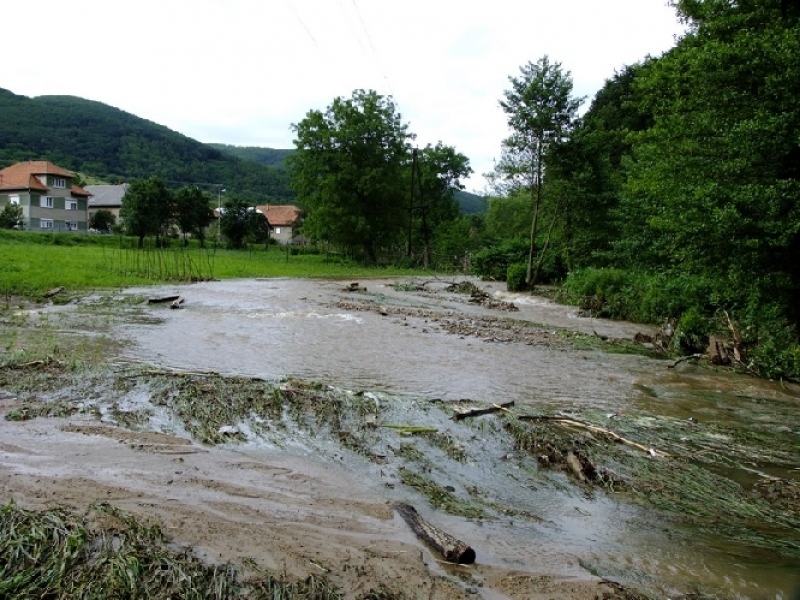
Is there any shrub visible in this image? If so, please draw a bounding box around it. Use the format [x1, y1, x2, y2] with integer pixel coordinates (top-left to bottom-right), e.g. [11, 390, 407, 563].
[506, 262, 528, 292]
[672, 308, 712, 354]
[472, 238, 528, 281]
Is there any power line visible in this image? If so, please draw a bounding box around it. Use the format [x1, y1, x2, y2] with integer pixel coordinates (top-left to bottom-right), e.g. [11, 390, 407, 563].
[349, 0, 393, 95]
[284, 0, 319, 47]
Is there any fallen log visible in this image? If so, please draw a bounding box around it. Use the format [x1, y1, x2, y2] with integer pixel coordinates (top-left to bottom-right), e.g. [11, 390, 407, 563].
[148, 295, 181, 304]
[668, 353, 704, 369]
[452, 400, 515, 420]
[394, 502, 475, 565]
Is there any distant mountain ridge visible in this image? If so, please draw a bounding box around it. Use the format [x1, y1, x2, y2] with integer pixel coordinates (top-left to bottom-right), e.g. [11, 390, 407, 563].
[0, 88, 486, 213]
[0, 88, 292, 203]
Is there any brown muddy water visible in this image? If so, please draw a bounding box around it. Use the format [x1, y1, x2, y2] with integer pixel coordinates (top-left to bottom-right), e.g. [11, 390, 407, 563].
[108, 277, 799, 598]
[4, 277, 798, 598]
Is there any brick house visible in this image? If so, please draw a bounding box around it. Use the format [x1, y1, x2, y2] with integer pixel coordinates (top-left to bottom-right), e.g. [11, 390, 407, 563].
[0, 161, 91, 232]
[255, 204, 304, 245]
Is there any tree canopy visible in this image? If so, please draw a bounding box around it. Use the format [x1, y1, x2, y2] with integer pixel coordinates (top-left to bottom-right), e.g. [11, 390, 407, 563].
[288, 90, 413, 263]
[490, 56, 584, 286]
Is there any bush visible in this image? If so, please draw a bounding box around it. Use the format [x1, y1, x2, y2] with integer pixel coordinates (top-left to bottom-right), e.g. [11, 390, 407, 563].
[506, 262, 528, 292]
[472, 238, 528, 281]
[672, 308, 712, 354]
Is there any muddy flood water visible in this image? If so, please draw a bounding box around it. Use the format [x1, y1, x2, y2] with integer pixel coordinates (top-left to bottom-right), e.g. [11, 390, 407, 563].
[2, 277, 799, 599]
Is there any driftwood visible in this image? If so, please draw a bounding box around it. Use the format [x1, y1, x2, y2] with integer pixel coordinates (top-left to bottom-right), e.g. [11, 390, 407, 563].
[394, 502, 476, 565]
[518, 414, 668, 458]
[707, 336, 730, 365]
[44, 286, 64, 298]
[148, 295, 181, 304]
[452, 400, 515, 420]
[345, 282, 367, 292]
[668, 353, 704, 369]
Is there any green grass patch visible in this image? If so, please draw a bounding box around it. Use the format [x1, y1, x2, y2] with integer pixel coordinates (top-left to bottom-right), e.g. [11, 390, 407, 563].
[0, 231, 428, 299]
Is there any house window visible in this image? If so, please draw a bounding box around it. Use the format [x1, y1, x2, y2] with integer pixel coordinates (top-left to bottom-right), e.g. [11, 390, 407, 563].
[9, 194, 19, 205]
[66, 201, 78, 210]
[40, 219, 53, 229]
[274, 227, 281, 234]
[41, 196, 54, 208]
[52, 177, 66, 188]
[65, 221, 77, 231]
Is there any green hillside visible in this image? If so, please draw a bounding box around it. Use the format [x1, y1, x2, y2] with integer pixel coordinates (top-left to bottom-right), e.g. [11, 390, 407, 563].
[0, 88, 485, 213]
[454, 189, 487, 214]
[208, 144, 294, 167]
[0, 88, 292, 203]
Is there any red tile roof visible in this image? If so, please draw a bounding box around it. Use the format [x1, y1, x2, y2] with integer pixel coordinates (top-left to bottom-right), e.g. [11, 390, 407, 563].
[0, 161, 90, 197]
[71, 184, 91, 198]
[255, 204, 302, 227]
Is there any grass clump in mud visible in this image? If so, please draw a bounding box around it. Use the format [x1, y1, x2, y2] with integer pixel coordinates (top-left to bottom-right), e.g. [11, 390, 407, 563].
[399, 468, 485, 519]
[0, 501, 239, 599]
[0, 502, 403, 600]
[503, 412, 800, 559]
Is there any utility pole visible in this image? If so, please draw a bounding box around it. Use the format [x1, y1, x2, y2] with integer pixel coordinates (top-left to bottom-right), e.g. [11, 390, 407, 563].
[406, 148, 430, 268]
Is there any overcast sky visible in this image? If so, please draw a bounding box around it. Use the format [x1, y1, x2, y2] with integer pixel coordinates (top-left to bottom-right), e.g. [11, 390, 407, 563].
[5, 1, 684, 192]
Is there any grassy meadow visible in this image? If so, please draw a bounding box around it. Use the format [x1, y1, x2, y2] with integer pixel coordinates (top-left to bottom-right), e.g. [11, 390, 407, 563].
[0, 230, 426, 300]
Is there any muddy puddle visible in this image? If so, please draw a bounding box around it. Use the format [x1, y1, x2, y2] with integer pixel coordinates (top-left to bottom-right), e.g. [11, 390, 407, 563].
[2, 277, 799, 599]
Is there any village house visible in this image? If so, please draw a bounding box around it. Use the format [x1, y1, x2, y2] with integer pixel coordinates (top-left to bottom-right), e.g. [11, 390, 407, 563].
[0, 161, 91, 232]
[255, 204, 304, 245]
[86, 183, 128, 223]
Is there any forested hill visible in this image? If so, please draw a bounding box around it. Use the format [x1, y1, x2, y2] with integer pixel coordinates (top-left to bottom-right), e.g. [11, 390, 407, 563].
[0, 88, 292, 203]
[208, 144, 294, 168]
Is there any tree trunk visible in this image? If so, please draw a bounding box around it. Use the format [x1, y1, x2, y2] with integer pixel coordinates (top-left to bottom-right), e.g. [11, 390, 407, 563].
[526, 143, 544, 288]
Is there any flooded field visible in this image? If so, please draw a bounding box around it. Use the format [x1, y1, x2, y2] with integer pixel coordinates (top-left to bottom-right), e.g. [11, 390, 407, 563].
[1, 277, 798, 599]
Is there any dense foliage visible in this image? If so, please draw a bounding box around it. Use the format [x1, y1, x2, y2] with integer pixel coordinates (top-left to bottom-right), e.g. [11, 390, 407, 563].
[289, 90, 472, 264]
[119, 177, 214, 248]
[500, 0, 800, 378]
[489, 56, 583, 287]
[209, 144, 294, 167]
[0, 89, 292, 203]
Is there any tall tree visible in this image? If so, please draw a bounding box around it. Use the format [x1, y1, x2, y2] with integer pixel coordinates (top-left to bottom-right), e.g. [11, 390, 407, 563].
[620, 0, 800, 325]
[219, 197, 264, 249]
[288, 89, 413, 263]
[173, 186, 214, 247]
[546, 62, 653, 269]
[119, 176, 172, 248]
[492, 56, 583, 287]
[407, 143, 472, 266]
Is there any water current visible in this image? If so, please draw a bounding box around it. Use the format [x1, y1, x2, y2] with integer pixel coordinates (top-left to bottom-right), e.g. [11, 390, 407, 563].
[118, 278, 800, 599]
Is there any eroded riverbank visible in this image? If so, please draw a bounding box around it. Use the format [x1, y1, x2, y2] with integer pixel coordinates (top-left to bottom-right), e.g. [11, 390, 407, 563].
[1, 277, 798, 598]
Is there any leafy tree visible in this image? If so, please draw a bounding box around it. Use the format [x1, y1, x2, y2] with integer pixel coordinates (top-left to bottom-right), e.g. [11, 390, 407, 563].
[545, 63, 653, 269]
[288, 89, 413, 263]
[407, 143, 472, 266]
[491, 56, 584, 287]
[119, 176, 173, 248]
[89, 209, 116, 233]
[619, 0, 800, 328]
[0, 203, 23, 229]
[174, 186, 214, 247]
[219, 197, 267, 249]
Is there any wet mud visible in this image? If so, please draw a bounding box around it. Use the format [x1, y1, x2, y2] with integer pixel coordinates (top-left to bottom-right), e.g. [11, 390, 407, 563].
[1, 277, 798, 599]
